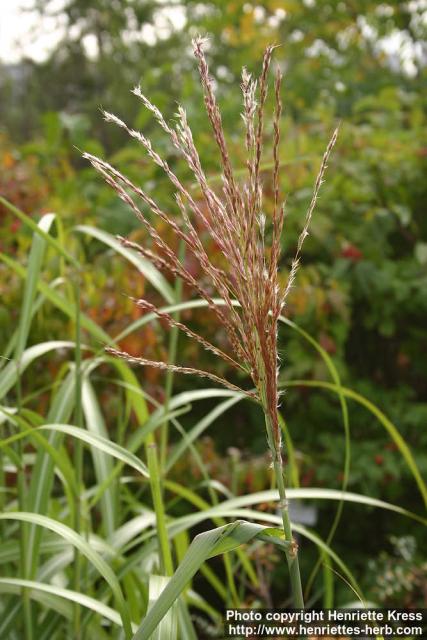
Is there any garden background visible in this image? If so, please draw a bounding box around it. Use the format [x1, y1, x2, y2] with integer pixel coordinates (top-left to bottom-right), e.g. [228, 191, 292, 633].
[0, 1, 426, 638]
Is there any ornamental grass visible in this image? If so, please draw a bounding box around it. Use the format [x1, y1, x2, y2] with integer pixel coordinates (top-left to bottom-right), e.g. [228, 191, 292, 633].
[84, 36, 338, 609]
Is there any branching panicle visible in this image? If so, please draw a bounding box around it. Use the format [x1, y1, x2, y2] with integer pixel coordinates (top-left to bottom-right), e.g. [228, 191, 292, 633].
[85, 38, 337, 451]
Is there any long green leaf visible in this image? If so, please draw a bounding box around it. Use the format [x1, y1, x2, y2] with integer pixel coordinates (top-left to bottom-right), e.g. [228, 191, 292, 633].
[292, 489, 425, 522]
[132, 521, 286, 640]
[175, 488, 426, 525]
[6, 211, 73, 640]
[280, 315, 351, 597]
[0, 578, 135, 632]
[0, 197, 79, 269]
[15, 213, 56, 360]
[164, 480, 259, 591]
[281, 380, 427, 507]
[165, 396, 241, 473]
[0, 533, 112, 566]
[116, 485, 421, 619]
[167, 508, 362, 595]
[74, 225, 175, 303]
[0, 341, 74, 401]
[0, 252, 110, 343]
[27, 370, 79, 577]
[1, 279, 66, 368]
[3, 423, 149, 478]
[148, 575, 178, 640]
[0, 409, 78, 517]
[0, 512, 132, 639]
[278, 414, 299, 488]
[82, 379, 117, 536]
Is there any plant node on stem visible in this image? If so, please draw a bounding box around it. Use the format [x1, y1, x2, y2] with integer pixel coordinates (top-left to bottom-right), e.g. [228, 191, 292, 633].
[265, 409, 304, 608]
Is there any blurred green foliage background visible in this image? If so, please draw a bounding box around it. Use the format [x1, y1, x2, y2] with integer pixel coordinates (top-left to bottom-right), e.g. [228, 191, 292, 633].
[1, 0, 426, 607]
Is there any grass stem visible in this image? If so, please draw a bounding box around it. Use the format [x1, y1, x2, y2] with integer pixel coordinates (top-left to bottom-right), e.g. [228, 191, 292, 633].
[73, 276, 83, 640]
[146, 437, 174, 576]
[15, 361, 33, 639]
[160, 241, 184, 471]
[266, 412, 304, 609]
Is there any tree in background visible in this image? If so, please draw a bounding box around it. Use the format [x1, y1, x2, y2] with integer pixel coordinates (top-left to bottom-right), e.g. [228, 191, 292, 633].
[1, 0, 426, 141]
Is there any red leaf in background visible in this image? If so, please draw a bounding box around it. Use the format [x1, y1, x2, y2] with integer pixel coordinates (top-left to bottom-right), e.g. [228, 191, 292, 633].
[9, 220, 21, 233]
[340, 243, 363, 261]
[385, 442, 398, 452]
[397, 351, 410, 368]
[319, 332, 337, 354]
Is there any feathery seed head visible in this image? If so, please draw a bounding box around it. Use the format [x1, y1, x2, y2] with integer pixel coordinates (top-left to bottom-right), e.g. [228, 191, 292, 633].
[85, 40, 337, 452]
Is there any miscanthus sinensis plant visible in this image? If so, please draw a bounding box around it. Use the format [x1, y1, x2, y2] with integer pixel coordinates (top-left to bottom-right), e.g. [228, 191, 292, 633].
[84, 37, 338, 609]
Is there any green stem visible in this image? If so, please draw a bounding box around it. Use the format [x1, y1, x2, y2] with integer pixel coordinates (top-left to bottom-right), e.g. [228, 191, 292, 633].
[160, 329, 179, 470]
[160, 241, 184, 470]
[274, 452, 304, 608]
[146, 436, 174, 576]
[265, 412, 304, 609]
[73, 276, 83, 640]
[224, 553, 240, 607]
[15, 363, 33, 639]
[0, 445, 3, 537]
